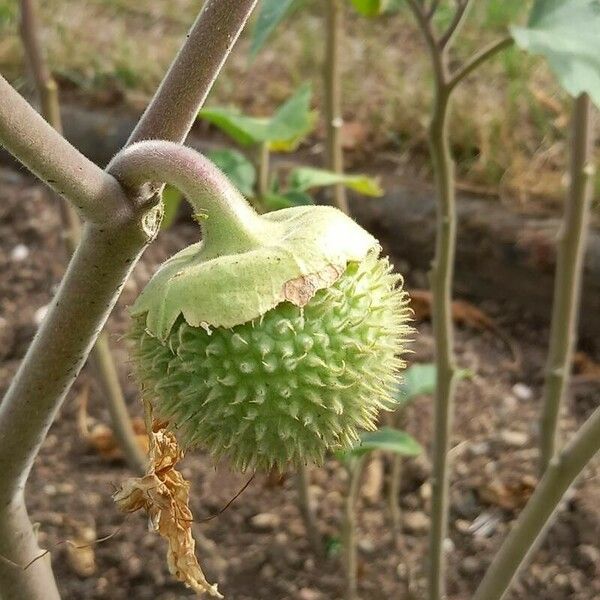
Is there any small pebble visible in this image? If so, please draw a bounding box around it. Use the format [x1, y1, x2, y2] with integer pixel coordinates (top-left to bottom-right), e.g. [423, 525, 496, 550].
[499, 429, 529, 447]
[403, 511, 429, 534]
[249, 512, 281, 531]
[34, 304, 49, 326]
[512, 383, 533, 401]
[10, 243, 29, 262]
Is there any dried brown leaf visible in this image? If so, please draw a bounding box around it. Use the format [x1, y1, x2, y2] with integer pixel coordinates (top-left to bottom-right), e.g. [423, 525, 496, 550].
[114, 426, 222, 598]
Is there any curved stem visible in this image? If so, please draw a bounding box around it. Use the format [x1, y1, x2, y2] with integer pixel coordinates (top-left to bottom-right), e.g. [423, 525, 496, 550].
[473, 406, 600, 600]
[109, 141, 264, 257]
[128, 0, 257, 145]
[447, 36, 513, 92]
[324, 0, 348, 214]
[0, 75, 129, 224]
[539, 93, 595, 473]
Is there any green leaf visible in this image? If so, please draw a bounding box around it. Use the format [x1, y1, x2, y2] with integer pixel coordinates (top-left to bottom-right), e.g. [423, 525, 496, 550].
[346, 427, 423, 458]
[289, 167, 384, 197]
[206, 149, 256, 198]
[262, 190, 314, 211]
[198, 108, 271, 147]
[350, 0, 391, 17]
[160, 185, 183, 230]
[198, 84, 314, 150]
[398, 363, 437, 400]
[250, 0, 296, 59]
[510, 0, 600, 107]
[266, 83, 316, 151]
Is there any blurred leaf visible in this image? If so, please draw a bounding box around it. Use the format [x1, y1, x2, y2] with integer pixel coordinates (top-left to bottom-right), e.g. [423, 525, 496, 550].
[398, 363, 437, 400]
[207, 149, 256, 197]
[198, 84, 314, 150]
[324, 535, 342, 558]
[350, 0, 389, 17]
[198, 108, 271, 146]
[160, 186, 184, 230]
[250, 0, 296, 59]
[266, 83, 315, 151]
[511, 0, 600, 107]
[345, 427, 423, 458]
[289, 166, 384, 196]
[262, 190, 314, 211]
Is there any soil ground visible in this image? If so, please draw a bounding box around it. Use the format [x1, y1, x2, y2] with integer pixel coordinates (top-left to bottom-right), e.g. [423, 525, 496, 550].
[1, 167, 599, 600]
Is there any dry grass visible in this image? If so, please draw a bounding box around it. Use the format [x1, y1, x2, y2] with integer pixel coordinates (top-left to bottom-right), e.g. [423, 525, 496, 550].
[0, 0, 592, 205]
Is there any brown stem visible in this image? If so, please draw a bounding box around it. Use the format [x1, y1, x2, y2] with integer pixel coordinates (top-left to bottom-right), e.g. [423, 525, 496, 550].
[539, 94, 596, 473]
[0, 2, 256, 595]
[127, 0, 257, 145]
[324, 0, 348, 214]
[256, 141, 271, 200]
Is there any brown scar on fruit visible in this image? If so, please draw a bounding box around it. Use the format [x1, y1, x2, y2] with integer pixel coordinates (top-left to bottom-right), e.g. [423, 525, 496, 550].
[283, 264, 343, 306]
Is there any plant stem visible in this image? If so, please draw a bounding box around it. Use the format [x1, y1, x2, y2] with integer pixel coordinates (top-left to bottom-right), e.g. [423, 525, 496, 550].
[109, 141, 263, 256]
[19, 0, 147, 475]
[343, 458, 364, 600]
[295, 465, 324, 558]
[128, 0, 257, 145]
[0, 2, 256, 595]
[389, 455, 403, 534]
[0, 75, 129, 223]
[539, 94, 595, 473]
[324, 0, 348, 214]
[256, 141, 271, 200]
[473, 405, 600, 600]
[447, 36, 514, 92]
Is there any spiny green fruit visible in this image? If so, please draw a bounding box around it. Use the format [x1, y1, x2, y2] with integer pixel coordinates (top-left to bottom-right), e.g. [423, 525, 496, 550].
[127, 146, 411, 471]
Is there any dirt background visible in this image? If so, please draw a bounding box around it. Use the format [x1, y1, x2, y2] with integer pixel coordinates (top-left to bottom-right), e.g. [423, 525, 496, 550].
[1, 167, 599, 600]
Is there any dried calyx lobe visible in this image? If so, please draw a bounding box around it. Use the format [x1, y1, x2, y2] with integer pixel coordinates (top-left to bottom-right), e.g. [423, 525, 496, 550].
[129, 154, 411, 471]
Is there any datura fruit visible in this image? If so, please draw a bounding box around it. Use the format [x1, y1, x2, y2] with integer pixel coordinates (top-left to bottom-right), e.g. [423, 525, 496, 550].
[129, 153, 411, 472]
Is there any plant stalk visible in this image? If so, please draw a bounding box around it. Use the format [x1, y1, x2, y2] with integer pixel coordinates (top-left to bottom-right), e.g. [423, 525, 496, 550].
[343, 458, 364, 600]
[404, 3, 511, 598]
[295, 465, 325, 558]
[539, 93, 595, 473]
[0, 2, 256, 595]
[324, 0, 348, 214]
[256, 141, 271, 200]
[473, 405, 600, 600]
[128, 0, 257, 145]
[19, 0, 147, 475]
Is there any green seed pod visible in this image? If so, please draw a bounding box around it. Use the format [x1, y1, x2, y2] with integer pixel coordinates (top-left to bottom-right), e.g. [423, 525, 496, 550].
[124, 143, 411, 471]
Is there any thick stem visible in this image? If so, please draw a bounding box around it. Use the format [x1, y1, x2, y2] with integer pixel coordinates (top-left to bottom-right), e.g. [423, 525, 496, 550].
[473, 406, 600, 600]
[0, 76, 129, 224]
[0, 493, 60, 600]
[109, 141, 264, 258]
[294, 465, 324, 558]
[256, 141, 271, 200]
[539, 94, 595, 473]
[19, 0, 147, 476]
[0, 220, 155, 506]
[324, 0, 348, 214]
[127, 0, 257, 145]
[0, 2, 255, 596]
[343, 458, 364, 600]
